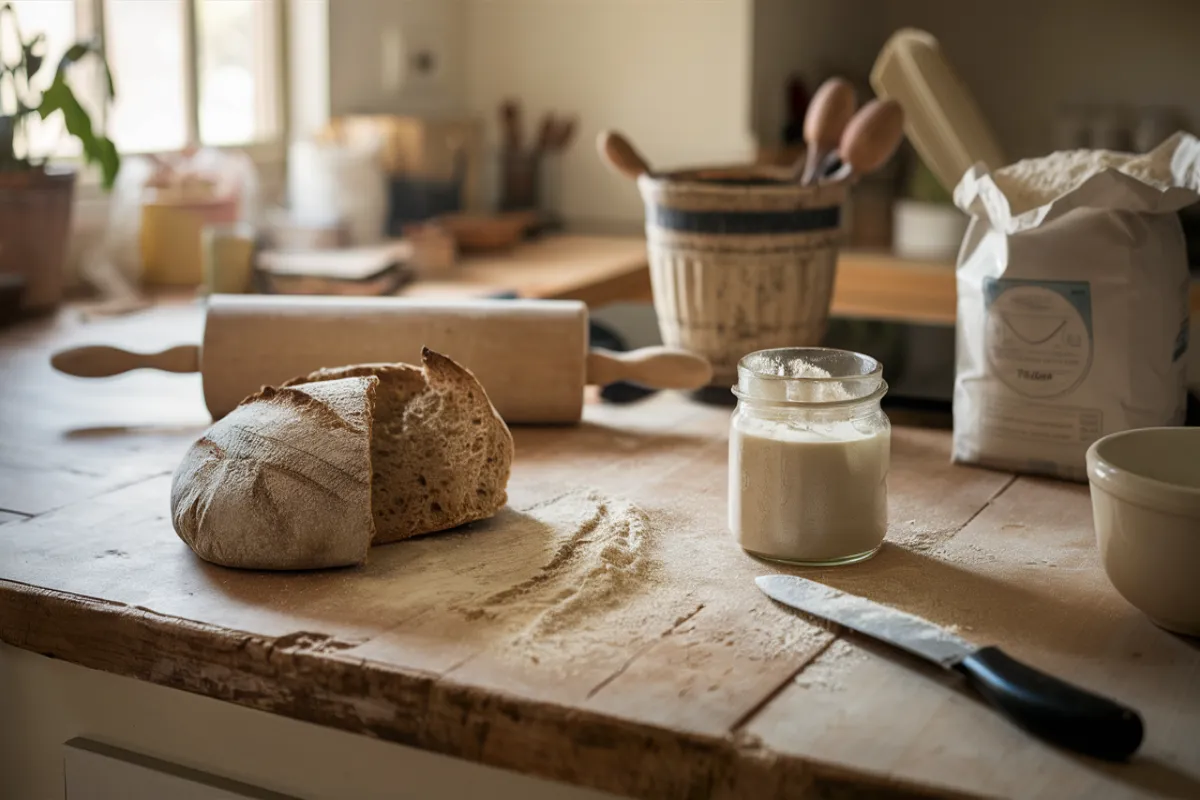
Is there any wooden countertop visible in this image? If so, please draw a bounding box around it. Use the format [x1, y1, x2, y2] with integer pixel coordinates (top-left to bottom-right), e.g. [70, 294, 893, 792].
[402, 236, 1199, 325]
[2, 306, 1200, 800]
[400, 234, 653, 306]
[88, 234, 1196, 325]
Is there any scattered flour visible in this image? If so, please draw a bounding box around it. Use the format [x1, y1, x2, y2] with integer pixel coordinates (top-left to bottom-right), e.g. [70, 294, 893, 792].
[456, 489, 659, 639]
[993, 136, 1178, 215]
[360, 488, 705, 671]
[792, 639, 867, 692]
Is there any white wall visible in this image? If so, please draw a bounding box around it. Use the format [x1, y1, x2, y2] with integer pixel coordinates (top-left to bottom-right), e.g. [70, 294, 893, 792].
[321, 0, 1200, 216]
[750, 0, 882, 148]
[751, 0, 1199, 160]
[328, 0, 467, 117]
[876, 0, 1197, 160]
[462, 0, 757, 227]
[288, 0, 331, 141]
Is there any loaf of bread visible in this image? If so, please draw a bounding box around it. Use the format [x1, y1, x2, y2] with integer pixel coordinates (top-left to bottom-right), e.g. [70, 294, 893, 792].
[283, 348, 513, 544]
[170, 376, 378, 569]
[171, 348, 513, 570]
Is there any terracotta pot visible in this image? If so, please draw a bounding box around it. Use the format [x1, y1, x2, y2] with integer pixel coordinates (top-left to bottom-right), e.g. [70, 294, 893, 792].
[0, 168, 77, 311]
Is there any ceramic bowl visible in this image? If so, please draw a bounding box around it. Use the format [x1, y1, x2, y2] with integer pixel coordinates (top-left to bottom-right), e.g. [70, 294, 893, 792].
[1086, 427, 1200, 636]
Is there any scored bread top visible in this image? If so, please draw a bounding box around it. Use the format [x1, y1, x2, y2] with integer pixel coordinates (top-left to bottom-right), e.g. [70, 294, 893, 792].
[170, 375, 378, 570]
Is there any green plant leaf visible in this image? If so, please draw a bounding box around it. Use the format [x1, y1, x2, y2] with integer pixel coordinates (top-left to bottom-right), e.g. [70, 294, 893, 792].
[52, 37, 115, 100]
[39, 79, 120, 189]
[22, 32, 45, 79]
[102, 58, 115, 100]
[57, 41, 92, 71]
[93, 135, 119, 185]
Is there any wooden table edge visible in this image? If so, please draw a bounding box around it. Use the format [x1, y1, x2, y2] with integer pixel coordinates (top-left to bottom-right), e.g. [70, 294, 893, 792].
[0, 577, 975, 800]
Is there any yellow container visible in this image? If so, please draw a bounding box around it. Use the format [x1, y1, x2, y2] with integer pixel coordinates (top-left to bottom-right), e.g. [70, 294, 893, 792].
[141, 197, 239, 286]
[202, 223, 257, 294]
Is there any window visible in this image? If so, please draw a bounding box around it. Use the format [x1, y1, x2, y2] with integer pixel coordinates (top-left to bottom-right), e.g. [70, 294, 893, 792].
[3, 1, 78, 159]
[7, 0, 284, 160]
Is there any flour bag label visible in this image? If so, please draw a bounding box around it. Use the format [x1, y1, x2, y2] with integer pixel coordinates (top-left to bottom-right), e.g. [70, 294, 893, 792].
[953, 132, 1200, 481]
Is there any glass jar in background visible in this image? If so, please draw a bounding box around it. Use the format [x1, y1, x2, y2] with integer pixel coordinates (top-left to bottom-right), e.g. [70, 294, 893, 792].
[729, 347, 891, 566]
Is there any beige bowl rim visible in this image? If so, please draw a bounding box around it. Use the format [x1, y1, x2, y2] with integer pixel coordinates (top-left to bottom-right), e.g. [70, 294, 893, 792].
[1086, 427, 1200, 517]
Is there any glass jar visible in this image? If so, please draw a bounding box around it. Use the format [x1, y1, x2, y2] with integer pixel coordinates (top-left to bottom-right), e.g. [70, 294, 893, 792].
[729, 347, 891, 566]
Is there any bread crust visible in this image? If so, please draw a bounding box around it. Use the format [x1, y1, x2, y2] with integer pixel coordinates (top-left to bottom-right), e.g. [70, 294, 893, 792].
[171, 349, 514, 570]
[171, 376, 378, 570]
[285, 348, 514, 543]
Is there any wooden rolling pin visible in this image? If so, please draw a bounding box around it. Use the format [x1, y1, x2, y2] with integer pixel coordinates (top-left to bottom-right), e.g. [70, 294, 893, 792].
[50, 295, 713, 424]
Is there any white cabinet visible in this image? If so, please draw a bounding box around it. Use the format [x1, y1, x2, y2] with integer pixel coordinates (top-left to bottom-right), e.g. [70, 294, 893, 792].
[64, 740, 297, 800]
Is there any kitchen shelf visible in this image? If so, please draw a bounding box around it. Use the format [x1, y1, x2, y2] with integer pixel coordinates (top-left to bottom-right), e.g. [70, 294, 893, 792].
[833, 249, 956, 325]
[833, 250, 1200, 325]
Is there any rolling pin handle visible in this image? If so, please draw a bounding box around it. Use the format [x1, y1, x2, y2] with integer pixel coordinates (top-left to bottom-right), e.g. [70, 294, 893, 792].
[50, 344, 201, 378]
[586, 347, 712, 390]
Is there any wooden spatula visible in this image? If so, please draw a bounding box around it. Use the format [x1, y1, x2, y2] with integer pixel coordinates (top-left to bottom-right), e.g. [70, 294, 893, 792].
[870, 28, 1005, 192]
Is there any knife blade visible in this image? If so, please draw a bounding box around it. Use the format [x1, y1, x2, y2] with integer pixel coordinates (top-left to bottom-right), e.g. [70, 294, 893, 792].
[756, 575, 1144, 762]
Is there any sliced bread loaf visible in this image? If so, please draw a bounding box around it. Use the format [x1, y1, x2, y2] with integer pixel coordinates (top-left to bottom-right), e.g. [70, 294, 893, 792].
[171, 348, 514, 570]
[283, 347, 514, 543]
[171, 375, 379, 570]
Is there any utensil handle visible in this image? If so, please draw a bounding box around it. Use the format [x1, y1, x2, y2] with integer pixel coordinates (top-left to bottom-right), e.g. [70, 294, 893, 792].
[799, 148, 827, 186]
[956, 646, 1144, 762]
[50, 344, 201, 378]
[586, 347, 712, 390]
[596, 131, 652, 181]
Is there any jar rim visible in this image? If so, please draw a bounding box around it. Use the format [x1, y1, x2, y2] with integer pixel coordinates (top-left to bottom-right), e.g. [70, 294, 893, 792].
[731, 378, 889, 409]
[736, 347, 882, 383]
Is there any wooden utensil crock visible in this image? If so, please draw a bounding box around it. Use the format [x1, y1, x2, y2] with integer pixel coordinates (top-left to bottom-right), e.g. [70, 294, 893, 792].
[599, 130, 848, 387]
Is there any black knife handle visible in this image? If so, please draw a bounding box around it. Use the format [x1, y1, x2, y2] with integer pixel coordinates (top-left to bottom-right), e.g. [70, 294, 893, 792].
[955, 646, 1143, 761]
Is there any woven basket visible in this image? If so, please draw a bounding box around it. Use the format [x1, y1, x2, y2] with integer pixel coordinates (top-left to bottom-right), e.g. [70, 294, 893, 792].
[637, 166, 847, 386]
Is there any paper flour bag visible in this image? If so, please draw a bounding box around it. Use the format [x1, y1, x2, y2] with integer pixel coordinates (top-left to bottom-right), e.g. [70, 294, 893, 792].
[953, 132, 1200, 481]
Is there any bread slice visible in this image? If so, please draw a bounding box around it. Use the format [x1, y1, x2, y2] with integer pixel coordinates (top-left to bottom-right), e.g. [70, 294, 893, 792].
[170, 376, 378, 570]
[283, 347, 513, 543]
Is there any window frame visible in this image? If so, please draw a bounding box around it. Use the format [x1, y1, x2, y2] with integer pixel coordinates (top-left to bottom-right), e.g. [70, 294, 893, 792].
[71, 0, 290, 186]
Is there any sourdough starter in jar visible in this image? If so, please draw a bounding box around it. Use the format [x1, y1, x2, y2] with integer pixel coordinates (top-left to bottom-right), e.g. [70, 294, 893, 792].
[729, 348, 890, 565]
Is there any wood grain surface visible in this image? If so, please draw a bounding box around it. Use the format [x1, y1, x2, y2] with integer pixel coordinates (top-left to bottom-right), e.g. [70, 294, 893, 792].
[2, 303, 1198, 800]
[400, 234, 655, 306]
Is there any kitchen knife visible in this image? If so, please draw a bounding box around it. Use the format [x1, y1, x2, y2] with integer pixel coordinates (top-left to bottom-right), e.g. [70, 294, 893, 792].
[756, 575, 1144, 762]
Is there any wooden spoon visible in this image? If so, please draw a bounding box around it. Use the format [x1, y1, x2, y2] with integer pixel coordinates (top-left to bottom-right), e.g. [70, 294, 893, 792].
[822, 98, 905, 184]
[596, 130, 653, 181]
[500, 99, 522, 153]
[797, 77, 857, 185]
[535, 113, 557, 154]
[552, 115, 578, 151]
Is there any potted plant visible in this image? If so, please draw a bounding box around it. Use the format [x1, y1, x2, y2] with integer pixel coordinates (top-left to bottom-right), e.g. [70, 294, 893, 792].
[0, 2, 119, 313]
[892, 158, 967, 263]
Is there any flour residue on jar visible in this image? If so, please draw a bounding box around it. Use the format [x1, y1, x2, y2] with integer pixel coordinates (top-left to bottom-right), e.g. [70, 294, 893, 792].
[729, 348, 890, 566]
